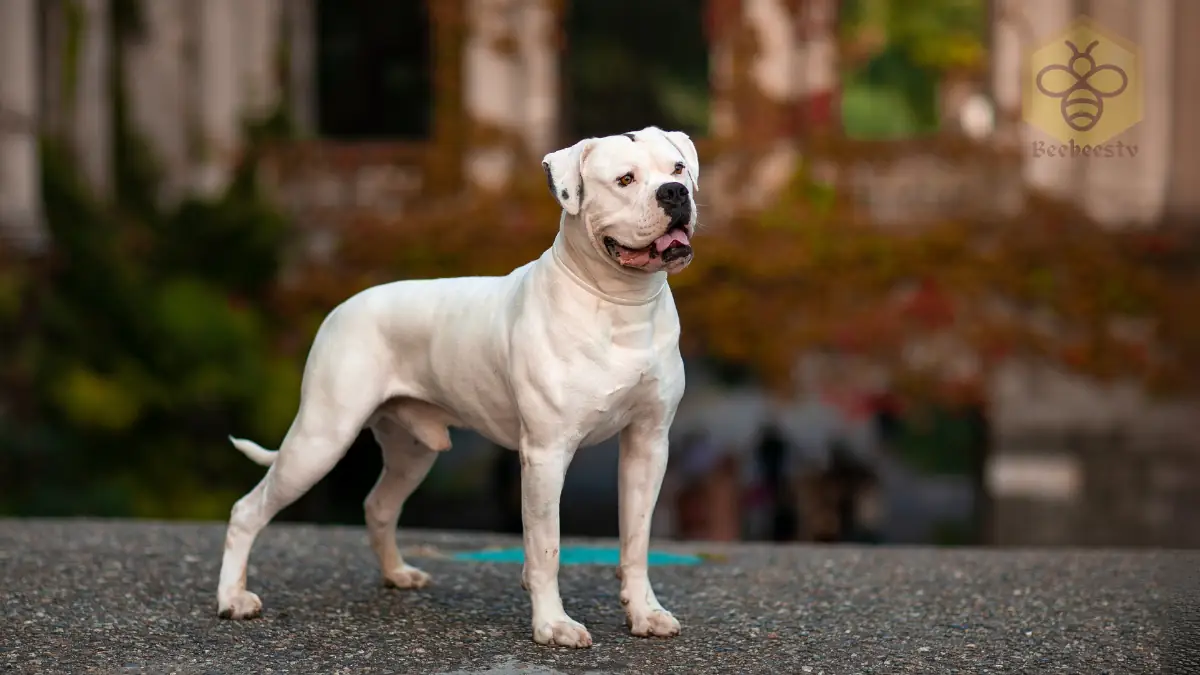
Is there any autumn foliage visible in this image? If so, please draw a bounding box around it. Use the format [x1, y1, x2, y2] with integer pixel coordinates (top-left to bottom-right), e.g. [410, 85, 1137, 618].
[269, 147, 1200, 403]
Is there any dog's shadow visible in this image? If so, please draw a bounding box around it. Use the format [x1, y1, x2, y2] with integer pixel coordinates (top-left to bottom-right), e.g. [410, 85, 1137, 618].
[259, 559, 637, 636]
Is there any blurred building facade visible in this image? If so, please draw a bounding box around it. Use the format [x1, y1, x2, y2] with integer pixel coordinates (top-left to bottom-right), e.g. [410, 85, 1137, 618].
[2, 0, 1197, 547]
[6, 1, 1198, 237]
[985, 0, 1200, 549]
[6, 0, 1196, 239]
[1, 0, 317, 252]
[990, 0, 1200, 228]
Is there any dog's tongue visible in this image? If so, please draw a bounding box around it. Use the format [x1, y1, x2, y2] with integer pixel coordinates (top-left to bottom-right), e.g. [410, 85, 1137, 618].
[653, 229, 690, 254]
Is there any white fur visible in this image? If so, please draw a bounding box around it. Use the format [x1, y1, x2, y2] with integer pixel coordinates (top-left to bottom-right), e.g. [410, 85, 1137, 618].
[216, 127, 700, 648]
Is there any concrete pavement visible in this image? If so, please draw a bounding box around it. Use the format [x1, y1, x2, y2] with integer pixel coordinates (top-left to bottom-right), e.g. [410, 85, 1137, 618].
[1, 519, 1195, 674]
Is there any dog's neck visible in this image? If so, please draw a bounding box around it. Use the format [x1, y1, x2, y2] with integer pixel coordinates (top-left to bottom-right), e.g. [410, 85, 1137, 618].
[551, 212, 667, 306]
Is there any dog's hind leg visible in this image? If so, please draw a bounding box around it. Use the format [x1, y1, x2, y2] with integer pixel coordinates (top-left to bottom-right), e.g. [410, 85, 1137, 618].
[363, 412, 442, 589]
[216, 347, 386, 619]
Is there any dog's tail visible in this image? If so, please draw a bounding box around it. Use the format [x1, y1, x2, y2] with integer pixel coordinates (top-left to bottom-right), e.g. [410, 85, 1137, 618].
[228, 435, 278, 467]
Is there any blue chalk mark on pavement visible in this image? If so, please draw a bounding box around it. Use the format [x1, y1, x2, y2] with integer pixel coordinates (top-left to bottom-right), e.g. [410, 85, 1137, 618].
[452, 546, 702, 566]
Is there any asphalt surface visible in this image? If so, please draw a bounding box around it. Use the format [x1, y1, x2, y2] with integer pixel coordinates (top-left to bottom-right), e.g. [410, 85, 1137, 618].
[1, 519, 1196, 675]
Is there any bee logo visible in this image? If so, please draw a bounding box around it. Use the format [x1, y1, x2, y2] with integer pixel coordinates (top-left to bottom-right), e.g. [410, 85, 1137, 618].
[1035, 40, 1129, 132]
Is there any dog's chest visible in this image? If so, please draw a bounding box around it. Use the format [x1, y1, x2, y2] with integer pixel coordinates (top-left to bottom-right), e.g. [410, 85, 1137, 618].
[573, 348, 672, 447]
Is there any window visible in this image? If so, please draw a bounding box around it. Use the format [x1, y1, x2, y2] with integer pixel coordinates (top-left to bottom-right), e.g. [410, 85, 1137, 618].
[563, 0, 709, 140]
[316, 0, 431, 139]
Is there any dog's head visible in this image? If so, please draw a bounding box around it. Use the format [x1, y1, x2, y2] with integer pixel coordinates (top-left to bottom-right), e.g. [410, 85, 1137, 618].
[542, 127, 699, 275]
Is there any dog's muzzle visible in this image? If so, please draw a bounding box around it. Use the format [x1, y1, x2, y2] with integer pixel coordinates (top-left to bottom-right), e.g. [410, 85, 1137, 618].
[655, 182, 693, 263]
[602, 218, 692, 269]
[657, 203, 693, 263]
[600, 182, 695, 270]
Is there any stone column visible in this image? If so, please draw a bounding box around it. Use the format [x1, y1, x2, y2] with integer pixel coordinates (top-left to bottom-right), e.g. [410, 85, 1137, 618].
[516, 0, 560, 159]
[192, 0, 241, 197]
[709, 0, 838, 142]
[709, 0, 799, 147]
[283, 0, 318, 136]
[793, 0, 840, 137]
[1081, 0, 1173, 228]
[1129, 0, 1174, 228]
[72, 0, 113, 199]
[1166, 0, 1200, 224]
[462, 0, 560, 192]
[463, 0, 523, 192]
[40, 0, 112, 198]
[236, 0, 284, 123]
[706, 0, 738, 142]
[122, 0, 192, 205]
[1019, 0, 1078, 201]
[125, 0, 289, 203]
[708, 0, 838, 211]
[990, 0, 1030, 147]
[0, 0, 45, 253]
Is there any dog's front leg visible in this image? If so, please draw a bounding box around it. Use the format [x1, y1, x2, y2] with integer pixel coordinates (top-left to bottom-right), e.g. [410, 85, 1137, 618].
[519, 443, 592, 648]
[617, 424, 681, 638]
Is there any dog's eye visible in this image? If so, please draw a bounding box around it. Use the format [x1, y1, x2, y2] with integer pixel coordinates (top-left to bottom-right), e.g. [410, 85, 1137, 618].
[617, 172, 634, 186]
[672, 163, 685, 176]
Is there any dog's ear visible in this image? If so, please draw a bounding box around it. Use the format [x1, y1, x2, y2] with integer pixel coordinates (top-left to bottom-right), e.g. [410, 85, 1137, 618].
[542, 139, 594, 216]
[660, 129, 699, 194]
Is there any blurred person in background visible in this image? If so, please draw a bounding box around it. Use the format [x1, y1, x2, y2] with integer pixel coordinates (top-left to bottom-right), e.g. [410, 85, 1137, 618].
[663, 430, 742, 541]
[794, 439, 883, 544]
[755, 424, 798, 542]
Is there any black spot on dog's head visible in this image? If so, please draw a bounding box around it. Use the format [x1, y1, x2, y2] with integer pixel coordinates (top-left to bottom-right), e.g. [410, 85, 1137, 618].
[542, 161, 557, 201]
[561, 189, 568, 199]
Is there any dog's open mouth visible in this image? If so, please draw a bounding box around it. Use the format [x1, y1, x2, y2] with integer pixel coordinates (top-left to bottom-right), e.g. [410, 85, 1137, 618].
[604, 225, 693, 268]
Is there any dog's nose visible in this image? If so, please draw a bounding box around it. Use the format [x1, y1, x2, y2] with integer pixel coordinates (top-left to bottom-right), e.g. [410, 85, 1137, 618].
[656, 181, 689, 208]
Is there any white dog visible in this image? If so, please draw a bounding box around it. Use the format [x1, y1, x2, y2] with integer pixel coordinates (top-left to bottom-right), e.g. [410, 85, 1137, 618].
[216, 126, 699, 648]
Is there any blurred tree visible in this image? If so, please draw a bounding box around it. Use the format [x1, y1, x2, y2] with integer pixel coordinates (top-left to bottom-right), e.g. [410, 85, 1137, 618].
[0, 3, 300, 519]
[0, 138, 297, 519]
[839, 0, 987, 137]
[845, 0, 986, 72]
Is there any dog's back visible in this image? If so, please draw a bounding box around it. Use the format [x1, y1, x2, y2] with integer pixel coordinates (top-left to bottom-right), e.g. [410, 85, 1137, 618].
[330, 263, 537, 447]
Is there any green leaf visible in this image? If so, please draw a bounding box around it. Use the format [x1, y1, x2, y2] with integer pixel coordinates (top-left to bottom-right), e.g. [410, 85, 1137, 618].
[248, 356, 303, 442]
[52, 366, 143, 432]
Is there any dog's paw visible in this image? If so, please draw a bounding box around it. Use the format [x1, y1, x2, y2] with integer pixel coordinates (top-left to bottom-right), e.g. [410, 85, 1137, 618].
[627, 608, 681, 638]
[383, 564, 432, 589]
[532, 616, 594, 648]
[217, 591, 263, 620]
